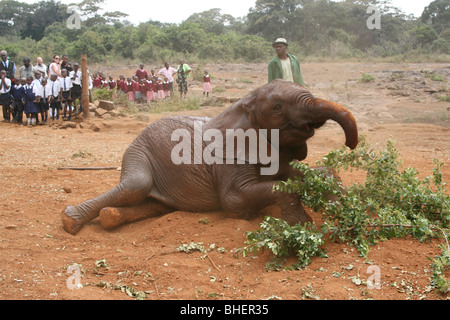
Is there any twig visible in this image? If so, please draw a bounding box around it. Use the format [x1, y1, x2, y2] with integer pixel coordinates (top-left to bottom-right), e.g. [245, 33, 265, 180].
[154, 281, 160, 297]
[57, 166, 119, 171]
[206, 254, 220, 272]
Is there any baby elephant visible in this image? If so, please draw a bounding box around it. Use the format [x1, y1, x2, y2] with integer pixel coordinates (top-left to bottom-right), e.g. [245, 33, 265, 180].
[62, 79, 358, 235]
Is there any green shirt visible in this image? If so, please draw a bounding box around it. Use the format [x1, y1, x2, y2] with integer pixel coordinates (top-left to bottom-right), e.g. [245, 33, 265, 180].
[177, 63, 191, 80]
[268, 53, 304, 86]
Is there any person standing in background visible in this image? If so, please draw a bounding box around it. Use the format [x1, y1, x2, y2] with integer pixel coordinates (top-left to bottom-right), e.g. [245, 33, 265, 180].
[177, 59, 191, 99]
[70, 63, 82, 114]
[268, 38, 305, 86]
[0, 51, 16, 83]
[48, 55, 62, 79]
[158, 62, 177, 96]
[202, 70, 212, 98]
[0, 70, 11, 122]
[136, 63, 148, 81]
[34, 57, 47, 78]
[60, 55, 73, 73]
[18, 57, 36, 80]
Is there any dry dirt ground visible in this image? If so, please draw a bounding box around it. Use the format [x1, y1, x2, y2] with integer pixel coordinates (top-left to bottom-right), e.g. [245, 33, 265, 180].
[0, 62, 449, 301]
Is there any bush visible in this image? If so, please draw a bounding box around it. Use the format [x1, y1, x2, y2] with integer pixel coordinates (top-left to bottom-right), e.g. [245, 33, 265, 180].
[358, 73, 376, 83]
[239, 137, 450, 292]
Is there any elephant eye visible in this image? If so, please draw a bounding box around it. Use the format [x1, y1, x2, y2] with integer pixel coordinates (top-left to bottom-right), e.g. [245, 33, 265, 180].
[273, 103, 282, 113]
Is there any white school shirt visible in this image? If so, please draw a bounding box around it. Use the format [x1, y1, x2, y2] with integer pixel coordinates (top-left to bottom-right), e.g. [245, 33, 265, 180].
[79, 75, 93, 90]
[42, 83, 52, 100]
[59, 76, 73, 92]
[0, 77, 11, 93]
[49, 80, 62, 98]
[69, 70, 82, 86]
[32, 79, 43, 97]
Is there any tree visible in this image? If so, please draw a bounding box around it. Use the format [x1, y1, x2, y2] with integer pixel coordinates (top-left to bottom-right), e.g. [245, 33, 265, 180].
[245, 0, 306, 41]
[410, 24, 439, 47]
[72, 0, 128, 27]
[21, 0, 68, 41]
[0, 0, 31, 37]
[185, 8, 237, 35]
[421, 0, 450, 35]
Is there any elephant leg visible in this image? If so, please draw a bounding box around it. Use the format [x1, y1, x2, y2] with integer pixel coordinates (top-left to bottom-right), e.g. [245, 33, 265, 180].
[222, 180, 312, 225]
[61, 154, 154, 235]
[99, 197, 174, 230]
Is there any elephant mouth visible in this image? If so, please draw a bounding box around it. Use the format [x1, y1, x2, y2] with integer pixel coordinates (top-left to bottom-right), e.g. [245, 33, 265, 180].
[283, 121, 325, 136]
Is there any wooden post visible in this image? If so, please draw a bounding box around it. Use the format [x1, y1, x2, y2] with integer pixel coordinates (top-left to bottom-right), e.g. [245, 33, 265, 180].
[81, 54, 89, 118]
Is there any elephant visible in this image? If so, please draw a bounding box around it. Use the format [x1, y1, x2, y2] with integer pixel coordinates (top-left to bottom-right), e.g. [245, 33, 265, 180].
[61, 79, 358, 235]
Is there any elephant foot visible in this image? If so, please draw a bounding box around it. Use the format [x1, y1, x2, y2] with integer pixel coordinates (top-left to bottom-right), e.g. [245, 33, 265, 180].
[99, 199, 173, 230]
[99, 207, 125, 230]
[282, 209, 312, 225]
[61, 206, 86, 235]
[280, 196, 312, 225]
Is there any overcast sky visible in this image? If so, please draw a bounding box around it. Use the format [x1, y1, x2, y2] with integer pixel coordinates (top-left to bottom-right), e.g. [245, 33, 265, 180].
[23, 0, 433, 24]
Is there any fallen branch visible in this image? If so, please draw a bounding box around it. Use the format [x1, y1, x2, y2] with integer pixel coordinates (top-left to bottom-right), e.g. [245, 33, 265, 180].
[206, 254, 221, 272]
[57, 166, 120, 171]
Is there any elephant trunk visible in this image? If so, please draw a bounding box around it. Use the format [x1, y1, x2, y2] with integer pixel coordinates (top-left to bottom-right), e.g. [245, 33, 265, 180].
[306, 97, 358, 149]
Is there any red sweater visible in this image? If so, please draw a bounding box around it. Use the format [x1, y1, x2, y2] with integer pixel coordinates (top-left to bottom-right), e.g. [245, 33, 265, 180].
[132, 80, 139, 93]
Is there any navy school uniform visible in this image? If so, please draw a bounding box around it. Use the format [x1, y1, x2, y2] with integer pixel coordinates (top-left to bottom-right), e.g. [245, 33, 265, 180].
[23, 84, 40, 114]
[10, 84, 25, 122]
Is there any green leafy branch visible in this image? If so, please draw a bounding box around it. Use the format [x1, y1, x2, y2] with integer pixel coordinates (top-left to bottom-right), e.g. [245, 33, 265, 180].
[238, 136, 450, 293]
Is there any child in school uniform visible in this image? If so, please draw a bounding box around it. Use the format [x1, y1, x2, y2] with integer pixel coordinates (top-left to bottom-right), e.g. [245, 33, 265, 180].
[132, 76, 140, 103]
[92, 73, 102, 88]
[23, 76, 41, 126]
[48, 73, 62, 121]
[125, 77, 134, 102]
[118, 75, 126, 93]
[152, 76, 159, 101]
[108, 75, 117, 99]
[59, 69, 73, 121]
[139, 78, 147, 104]
[100, 75, 108, 89]
[0, 70, 12, 122]
[163, 77, 170, 98]
[10, 77, 25, 125]
[32, 72, 43, 123]
[203, 70, 212, 97]
[38, 77, 50, 125]
[70, 63, 82, 114]
[145, 75, 155, 102]
[157, 78, 165, 101]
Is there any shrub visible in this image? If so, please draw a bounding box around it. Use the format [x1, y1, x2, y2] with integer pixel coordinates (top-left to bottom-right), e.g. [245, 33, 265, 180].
[238, 137, 450, 292]
[358, 73, 376, 83]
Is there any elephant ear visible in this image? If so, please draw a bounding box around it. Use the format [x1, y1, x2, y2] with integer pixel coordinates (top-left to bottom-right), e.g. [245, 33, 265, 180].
[203, 95, 276, 165]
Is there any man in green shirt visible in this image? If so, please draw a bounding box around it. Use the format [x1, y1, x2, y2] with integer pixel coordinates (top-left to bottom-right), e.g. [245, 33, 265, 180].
[177, 59, 191, 99]
[268, 38, 305, 86]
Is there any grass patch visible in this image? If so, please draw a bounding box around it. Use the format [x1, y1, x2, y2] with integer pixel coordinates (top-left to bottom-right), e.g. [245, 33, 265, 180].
[358, 73, 376, 83]
[439, 95, 450, 102]
[424, 71, 447, 82]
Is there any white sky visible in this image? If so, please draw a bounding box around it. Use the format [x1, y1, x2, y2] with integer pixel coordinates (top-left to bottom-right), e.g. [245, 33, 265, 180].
[23, 0, 433, 24]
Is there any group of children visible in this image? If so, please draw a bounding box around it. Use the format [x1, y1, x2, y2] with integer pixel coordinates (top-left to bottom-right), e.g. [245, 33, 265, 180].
[91, 72, 172, 104]
[1, 67, 82, 126]
[91, 68, 213, 104]
[0, 65, 215, 126]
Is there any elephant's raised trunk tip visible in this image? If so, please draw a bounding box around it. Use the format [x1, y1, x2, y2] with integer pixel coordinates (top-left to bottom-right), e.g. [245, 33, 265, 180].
[313, 99, 358, 150]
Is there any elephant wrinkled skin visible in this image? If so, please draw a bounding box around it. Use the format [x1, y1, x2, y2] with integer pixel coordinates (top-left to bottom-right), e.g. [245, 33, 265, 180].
[61, 79, 358, 235]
